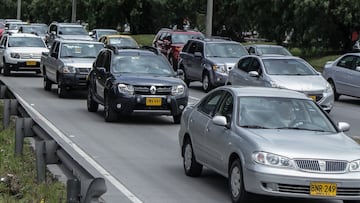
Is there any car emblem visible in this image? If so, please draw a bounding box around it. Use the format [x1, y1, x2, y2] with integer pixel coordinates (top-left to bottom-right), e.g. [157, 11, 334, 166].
[150, 86, 157, 94]
[318, 160, 326, 171]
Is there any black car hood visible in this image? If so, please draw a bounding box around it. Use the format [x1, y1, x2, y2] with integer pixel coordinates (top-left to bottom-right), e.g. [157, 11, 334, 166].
[113, 74, 185, 86]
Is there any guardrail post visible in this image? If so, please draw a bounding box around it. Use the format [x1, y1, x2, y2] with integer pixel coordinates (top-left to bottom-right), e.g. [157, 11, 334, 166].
[15, 117, 34, 156]
[83, 178, 106, 203]
[3, 99, 18, 129]
[0, 85, 7, 99]
[35, 139, 46, 183]
[67, 179, 81, 203]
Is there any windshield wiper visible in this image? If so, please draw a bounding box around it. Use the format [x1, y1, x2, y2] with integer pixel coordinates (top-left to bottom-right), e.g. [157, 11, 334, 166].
[240, 125, 269, 129]
[274, 127, 326, 132]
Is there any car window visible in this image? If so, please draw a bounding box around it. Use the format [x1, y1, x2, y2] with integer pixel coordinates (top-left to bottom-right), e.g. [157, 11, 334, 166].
[109, 38, 139, 48]
[263, 58, 317, 75]
[58, 26, 87, 35]
[198, 90, 225, 116]
[237, 57, 252, 72]
[205, 43, 248, 58]
[112, 55, 174, 76]
[60, 43, 103, 58]
[337, 55, 356, 70]
[215, 92, 234, 122]
[257, 46, 292, 56]
[188, 41, 198, 54]
[172, 33, 203, 44]
[248, 58, 261, 72]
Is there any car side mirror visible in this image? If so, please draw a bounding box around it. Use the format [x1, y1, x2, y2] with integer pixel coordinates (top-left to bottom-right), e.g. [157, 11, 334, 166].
[97, 67, 107, 74]
[194, 52, 202, 58]
[248, 71, 259, 77]
[212, 115, 228, 127]
[337, 122, 350, 132]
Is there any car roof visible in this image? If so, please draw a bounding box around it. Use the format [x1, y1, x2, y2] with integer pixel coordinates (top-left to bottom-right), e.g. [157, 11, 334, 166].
[220, 86, 311, 100]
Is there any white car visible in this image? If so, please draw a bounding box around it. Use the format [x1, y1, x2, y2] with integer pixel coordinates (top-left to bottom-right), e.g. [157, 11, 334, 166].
[0, 33, 49, 76]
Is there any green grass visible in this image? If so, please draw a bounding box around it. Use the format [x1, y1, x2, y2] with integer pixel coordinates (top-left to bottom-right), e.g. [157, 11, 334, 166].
[305, 55, 340, 72]
[0, 103, 66, 202]
[131, 34, 155, 46]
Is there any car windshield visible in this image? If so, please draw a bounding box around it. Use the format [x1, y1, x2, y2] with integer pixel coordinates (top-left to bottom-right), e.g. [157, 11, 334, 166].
[8, 37, 46, 47]
[205, 43, 248, 58]
[238, 97, 337, 132]
[109, 38, 139, 48]
[97, 30, 118, 38]
[60, 43, 104, 58]
[58, 26, 88, 35]
[21, 26, 47, 35]
[172, 33, 204, 44]
[257, 46, 292, 56]
[263, 58, 318, 75]
[8, 23, 27, 30]
[112, 55, 174, 76]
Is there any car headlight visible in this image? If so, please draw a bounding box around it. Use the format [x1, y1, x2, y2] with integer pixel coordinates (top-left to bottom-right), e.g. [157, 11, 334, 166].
[324, 82, 333, 95]
[171, 85, 185, 96]
[118, 84, 134, 95]
[62, 65, 75, 73]
[10, 53, 20, 59]
[349, 160, 360, 172]
[253, 152, 294, 168]
[212, 64, 227, 74]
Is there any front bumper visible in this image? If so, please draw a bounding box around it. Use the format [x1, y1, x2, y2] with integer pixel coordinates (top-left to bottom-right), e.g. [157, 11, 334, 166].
[58, 73, 88, 88]
[108, 93, 188, 116]
[243, 165, 360, 201]
[6, 61, 41, 71]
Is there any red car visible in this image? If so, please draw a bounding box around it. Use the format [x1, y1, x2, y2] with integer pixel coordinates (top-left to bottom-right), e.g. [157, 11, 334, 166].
[152, 28, 204, 70]
[0, 23, 5, 39]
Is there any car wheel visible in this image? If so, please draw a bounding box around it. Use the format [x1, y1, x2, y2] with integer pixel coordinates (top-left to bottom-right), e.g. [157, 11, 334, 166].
[43, 75, 52, 91]
[229, 159, 249, 203]
[329, 80, 340, 101]
[3, 63, 11, 76]
[104, 94, 117, 122]
[173, 114, 181, 124]
[57, 83, 67, 98]
[182, 138, 203, 177]
[87, 86, 98, 112]
[202, 73, 213, 93]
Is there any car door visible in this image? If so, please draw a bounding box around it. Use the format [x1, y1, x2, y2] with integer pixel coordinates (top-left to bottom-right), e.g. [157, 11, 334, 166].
[332, 55, 357, 95]
[46, 41, 60, 82]
[93, 51, 110, 102]
[244, 57, 268, 87]
[203, 92, 234, 173]
[188, 90, 225, 163]
[187, 41, 203, 81]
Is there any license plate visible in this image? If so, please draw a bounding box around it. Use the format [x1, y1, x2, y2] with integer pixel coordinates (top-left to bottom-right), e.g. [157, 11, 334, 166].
[26, 61, 37, 66]
[310, 182, 337, 196]
[309, 95, 316, 101]
[146, 97, 162, 106]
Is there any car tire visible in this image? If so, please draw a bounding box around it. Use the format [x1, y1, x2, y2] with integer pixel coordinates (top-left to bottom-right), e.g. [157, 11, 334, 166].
[43, 75, 52, 91]
[104, 94, 117, 122]
[57, 83, 67, 98]
[182, 138, 203, 177]
[229, 159, 250, 203]
[173, 114, 181, 124]
[87, 86, 98, 112]
[3, 63, 11, 76]
[329, 80, 340, 101]
[202, 73, 213, 93]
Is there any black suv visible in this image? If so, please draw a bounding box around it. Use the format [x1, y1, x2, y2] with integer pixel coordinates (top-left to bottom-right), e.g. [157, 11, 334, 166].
[178, 38, 248, 92]
[152, 28, 204, 70]
[87, 46, 188, 123]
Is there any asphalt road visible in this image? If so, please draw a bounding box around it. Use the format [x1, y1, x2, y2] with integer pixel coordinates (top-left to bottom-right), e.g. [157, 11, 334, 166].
[1, 72, 359, 203]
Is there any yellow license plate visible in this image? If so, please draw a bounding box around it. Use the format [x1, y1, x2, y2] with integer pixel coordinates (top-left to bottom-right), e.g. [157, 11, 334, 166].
[26, 61, 37, 66]
[309, 95, 316, 101]
[310, 182, 337, 197]
[146, 97, 162, 106]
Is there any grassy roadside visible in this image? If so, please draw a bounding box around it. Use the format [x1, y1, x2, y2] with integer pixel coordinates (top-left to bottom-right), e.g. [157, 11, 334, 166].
[0, 102, 66, 202]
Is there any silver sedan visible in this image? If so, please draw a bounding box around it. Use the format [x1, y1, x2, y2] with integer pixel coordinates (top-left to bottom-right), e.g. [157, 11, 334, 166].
[178, 86, 360, 203]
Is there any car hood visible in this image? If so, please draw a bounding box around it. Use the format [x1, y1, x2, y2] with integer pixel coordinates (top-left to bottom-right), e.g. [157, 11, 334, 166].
[59, 35, 93, 41]
[247, 129, 360, 160]
[114, 74, 185, 86]
[61, 58, 95, 68]
[7, 47, 49, 53]
[270, 75, 327, 91]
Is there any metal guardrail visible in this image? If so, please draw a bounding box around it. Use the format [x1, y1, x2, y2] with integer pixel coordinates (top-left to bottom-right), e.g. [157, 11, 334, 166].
[0, 83, 106, 203]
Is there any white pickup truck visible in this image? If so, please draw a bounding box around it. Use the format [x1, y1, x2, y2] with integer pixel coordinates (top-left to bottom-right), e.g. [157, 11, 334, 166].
[40, 39, 104, 98]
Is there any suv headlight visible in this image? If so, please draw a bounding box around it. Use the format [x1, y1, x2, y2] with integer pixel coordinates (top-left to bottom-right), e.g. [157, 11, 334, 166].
[212, 64, 227, 74]
[324, 82, 333, 95]
[171, 85, 185, 96]
[10, 53, 20, 59]
[349, 160, 360, 172]
[253, 151, 294, 168]
[118, 84, 134, 95]
[62, 65, 75, 73]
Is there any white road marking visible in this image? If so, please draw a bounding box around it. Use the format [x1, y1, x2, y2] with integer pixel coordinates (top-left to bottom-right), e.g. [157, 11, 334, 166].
[13, 92, 143, 203]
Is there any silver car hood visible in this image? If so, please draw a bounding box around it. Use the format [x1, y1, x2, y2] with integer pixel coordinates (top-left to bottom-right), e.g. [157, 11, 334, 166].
[248, 129, 360, 161]
[61, 58, 95, 68]
[270, 75, 327, 92]
[59, 35, 93, 41]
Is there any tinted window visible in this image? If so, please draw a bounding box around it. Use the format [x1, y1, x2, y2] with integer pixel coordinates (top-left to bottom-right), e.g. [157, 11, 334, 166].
[257, 46, 292, 56]
[237, 57, 252, 72]
[58, 26, 87, 35]
[198, 90, 224, 116]
[337, 55, 356, 70]
[60, 43, 104, 58]
[171, 33, 204, 44]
